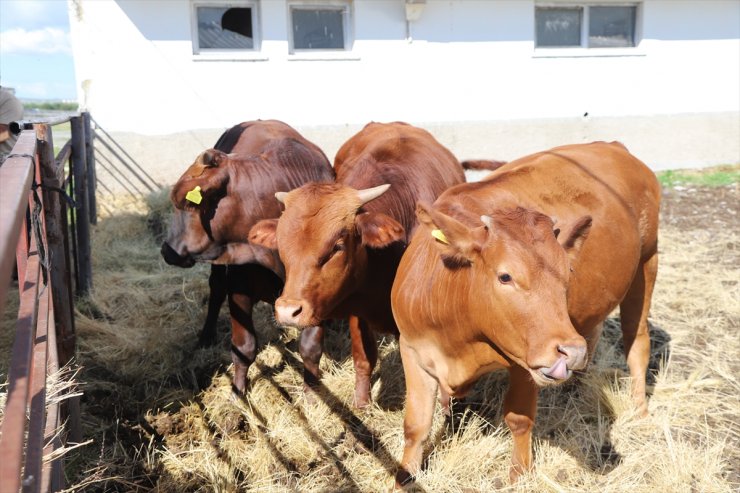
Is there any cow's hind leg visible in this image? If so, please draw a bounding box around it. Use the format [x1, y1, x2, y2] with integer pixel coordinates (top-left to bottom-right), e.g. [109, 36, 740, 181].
[619, 251, 658, 417]
[396, 336, 438, 490]
[229, 289, 256, 396]
[299, 323, 325, 393]
[198, 264, 227, 347]
[504, 365, 538, 482]
[349, 315, 378, 408]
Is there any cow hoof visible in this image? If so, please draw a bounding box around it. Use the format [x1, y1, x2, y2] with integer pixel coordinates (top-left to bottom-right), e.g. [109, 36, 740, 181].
[197, 332, 218, 348]
[394, 469, 416, 490]
[508, 463, 529, 483]
[353, 395, 372, 409]
[302, 384, 319, 405]
[230, 382, 248, 399]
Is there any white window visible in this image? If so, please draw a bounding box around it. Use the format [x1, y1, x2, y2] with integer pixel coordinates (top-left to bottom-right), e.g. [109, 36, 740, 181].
[535, 4, 638, 48]
[288, 2, 352, 52]
[192, 1, 259, 53]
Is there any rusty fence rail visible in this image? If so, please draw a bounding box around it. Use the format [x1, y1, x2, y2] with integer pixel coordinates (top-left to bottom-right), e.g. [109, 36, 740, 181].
[0, 113, 95, 492]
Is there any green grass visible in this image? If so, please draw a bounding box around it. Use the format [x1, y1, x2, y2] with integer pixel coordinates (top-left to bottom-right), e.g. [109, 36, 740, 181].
[657, 164, 740, 188]
[24, 101, 78, 112]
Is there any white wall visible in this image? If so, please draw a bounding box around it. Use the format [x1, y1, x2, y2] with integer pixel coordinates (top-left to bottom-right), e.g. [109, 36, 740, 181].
[69, 0, 740, 171]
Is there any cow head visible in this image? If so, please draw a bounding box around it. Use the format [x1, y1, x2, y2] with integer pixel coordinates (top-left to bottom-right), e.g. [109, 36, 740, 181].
[161, 149, 249, 267]
[249, 182, 403, 328]
[416, 202, 591, 386]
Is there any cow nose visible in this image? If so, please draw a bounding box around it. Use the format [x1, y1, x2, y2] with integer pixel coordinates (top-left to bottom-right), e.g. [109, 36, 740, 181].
[161, 242, 195, 268]
[274, 298, 304, 326]
[558, 343, 588, 371]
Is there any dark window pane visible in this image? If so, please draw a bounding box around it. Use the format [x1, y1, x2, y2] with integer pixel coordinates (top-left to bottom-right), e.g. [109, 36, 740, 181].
[589, 6, 636, 47]
[536, 7, 582, 47]
[197, 7, 253, 50]
[292, 8, 345, 50]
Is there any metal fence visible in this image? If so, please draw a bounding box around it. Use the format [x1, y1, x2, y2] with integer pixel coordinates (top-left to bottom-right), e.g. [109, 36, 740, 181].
[0, 113, 96, 492]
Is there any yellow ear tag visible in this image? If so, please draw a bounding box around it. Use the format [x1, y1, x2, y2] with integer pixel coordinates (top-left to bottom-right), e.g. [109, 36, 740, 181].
[431, 229, 449, 245]
[185, 185, 203, 205]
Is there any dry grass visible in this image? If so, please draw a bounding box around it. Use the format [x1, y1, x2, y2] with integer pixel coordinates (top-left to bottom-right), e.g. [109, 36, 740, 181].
[2, 183, 738, 492]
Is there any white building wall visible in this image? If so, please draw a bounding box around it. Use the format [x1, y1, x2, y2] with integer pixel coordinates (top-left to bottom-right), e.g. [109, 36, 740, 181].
[69, 0, 740, 173]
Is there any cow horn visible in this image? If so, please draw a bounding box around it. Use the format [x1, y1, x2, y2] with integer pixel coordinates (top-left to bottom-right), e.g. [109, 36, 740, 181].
[480, 215, 494, 230]
[275, 192, 288, 204]
[357, 184, 391, 206]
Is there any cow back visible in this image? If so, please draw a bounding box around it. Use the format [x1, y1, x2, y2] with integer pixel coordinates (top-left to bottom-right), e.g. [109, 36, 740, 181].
[335, 122, 464, 241]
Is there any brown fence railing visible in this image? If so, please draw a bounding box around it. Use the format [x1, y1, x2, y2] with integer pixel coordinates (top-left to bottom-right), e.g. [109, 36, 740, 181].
[0, 113, 95, 492]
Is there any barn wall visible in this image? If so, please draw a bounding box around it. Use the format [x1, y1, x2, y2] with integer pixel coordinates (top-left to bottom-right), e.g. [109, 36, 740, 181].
[68, 0, 740, 172]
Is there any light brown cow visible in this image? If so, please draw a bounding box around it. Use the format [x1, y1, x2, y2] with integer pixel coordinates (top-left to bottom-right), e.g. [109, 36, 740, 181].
[249, 121, 466, 407]
[391, 141, 660, 487]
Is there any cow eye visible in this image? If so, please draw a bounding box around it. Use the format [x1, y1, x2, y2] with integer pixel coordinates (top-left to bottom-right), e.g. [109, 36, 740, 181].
[319, 239, 345, 267]
[498, 273, 512, 284]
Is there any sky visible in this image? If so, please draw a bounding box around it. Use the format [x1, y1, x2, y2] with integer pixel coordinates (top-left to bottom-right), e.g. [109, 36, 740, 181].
[0, 0, 77, 100]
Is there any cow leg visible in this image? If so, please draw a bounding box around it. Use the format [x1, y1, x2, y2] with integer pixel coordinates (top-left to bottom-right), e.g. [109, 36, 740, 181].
[299, 322, 325, 392]
[198, 264, 227, 347]
[349, 315, 378, 408]
[620, 252, 658, 417]
[504, 365, 538, 483]
[228, 290, 256, 396]
[396, 336, 438, 490]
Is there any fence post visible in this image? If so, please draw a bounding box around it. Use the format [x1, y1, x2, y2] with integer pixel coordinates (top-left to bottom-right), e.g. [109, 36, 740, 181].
[83, 112, 97, 225]
[36, 124, 76, 362]
[70, 116, 93, 295]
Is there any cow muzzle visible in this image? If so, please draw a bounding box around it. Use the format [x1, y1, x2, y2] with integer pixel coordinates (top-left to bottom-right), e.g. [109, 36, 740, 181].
[535, 343, 588, 385]
[274, 298, 317, 328]
[161, 242, 196, 268]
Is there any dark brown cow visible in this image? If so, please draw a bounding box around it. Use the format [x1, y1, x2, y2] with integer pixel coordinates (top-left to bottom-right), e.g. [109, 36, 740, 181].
[391, 141, 660, 487]
[248, 121, 466, 407]
[161, 120, 334, 394]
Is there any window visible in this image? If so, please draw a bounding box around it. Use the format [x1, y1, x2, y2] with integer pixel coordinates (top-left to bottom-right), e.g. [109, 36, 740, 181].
[289, 3, 351, 52]
[535, 4, 637, 49]
[193, 2, 258, 53]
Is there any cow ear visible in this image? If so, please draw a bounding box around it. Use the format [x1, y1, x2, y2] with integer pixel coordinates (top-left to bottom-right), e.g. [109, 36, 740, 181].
[201, 149, 227, 167]
[248, 219, 279, 250]
[558, 215, 592, 263]
[356, 212, 404, 248]
[171, 153, 231, 210]
[416, 202, 486, 266]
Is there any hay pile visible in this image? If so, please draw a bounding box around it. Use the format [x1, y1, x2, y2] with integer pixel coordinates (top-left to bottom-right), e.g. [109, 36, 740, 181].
[2, 182, 738, 492]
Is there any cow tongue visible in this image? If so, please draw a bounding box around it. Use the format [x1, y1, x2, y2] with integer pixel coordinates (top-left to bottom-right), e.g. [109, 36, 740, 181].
[542, 355, 568, 380]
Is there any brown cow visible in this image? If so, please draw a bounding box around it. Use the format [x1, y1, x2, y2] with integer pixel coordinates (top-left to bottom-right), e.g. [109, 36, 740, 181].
[161, 120, 334, 394]
[391, 141, 660, 487]
[248, 121, 466, 407]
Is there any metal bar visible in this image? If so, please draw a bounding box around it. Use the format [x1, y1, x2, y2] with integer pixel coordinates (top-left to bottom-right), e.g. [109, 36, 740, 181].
[70, 116, 92, 295]
[37, 124, 76, 366]
[41, 294, 64, 493]
[93, 135, 150, 195]
[91, 116, 161, 189]
[94, 148, 143, 200]
[0, 228, 42, 493]
[10, 115, 78, 134]
[54, 141, 72, 182]
[23, 278, 51, 493]
[83, 113, 98, 225]
[0, 132, 36, 314]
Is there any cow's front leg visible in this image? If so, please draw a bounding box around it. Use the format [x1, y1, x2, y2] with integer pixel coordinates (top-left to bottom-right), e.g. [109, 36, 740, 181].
[229, 291, 256, 395]
[504, 365, 538, 482]
[198, 264, 227, 347]
[299, 322, 325, 393]
[395, 336, 438, 490]
[349, 315, 378, 408]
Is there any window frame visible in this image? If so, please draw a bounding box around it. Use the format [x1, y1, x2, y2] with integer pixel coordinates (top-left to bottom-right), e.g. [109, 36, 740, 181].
[287, 1, 353, 56]
[190, 0, 266, 60]
[534, 2, 643, 57]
